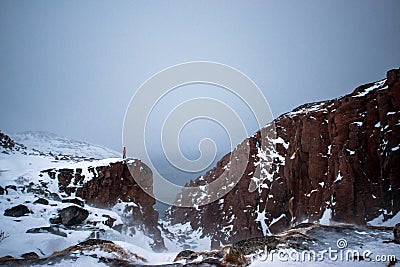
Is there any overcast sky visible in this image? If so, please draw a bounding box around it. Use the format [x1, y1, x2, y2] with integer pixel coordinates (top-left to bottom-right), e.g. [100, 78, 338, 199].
[1, 0, 400, 161]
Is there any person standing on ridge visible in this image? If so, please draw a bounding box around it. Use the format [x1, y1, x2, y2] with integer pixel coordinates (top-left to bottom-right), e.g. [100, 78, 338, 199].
[123, 146, 126, 159]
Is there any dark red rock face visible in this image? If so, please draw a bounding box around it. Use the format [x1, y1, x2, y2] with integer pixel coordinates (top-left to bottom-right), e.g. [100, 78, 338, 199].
[54, 160, 165, 251]
[169, 69, 400, 249]
[0, 132, 15, 150]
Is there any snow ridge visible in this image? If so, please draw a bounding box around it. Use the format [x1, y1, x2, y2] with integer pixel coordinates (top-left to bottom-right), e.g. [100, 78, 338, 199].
[11, 131, 120, 159]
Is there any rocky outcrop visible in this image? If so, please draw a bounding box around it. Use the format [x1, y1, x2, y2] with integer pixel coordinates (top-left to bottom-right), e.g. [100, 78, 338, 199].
[0, 132, 25, 153]
[169, 68, 400, 248]
[42, 159, 165, 251]
[0, 131, 16, 150]
[172, 224, 398, 266]
[20, 252, 39, 260]
[0, 239, 147, 266]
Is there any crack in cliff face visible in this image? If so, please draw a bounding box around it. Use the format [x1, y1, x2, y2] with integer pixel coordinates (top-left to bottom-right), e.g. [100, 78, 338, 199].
[168, 68, 400, 249]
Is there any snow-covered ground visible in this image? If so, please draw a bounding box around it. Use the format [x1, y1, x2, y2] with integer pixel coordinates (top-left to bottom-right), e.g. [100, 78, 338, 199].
[367, 212, 400, 227]
[251, 223, 399, 266]
[0, 132, 212, 265]
[11, 131, 121, 159]
[0, 132, 398, 266]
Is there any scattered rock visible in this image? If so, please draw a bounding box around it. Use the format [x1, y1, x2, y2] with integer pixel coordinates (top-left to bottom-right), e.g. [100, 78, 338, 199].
[292, 222, 315, 229]
[89, 229, 105, 239]
[232, 236, 280, 255]
[49, 216, 61, 224]
[21, 252, 39, 259]
[79, 238, 114, 247]
[0, 186, 5, 195]
[173, 250, 195, 261]
[50, 193, 62, 201]
[41, 168, 56, 179]
[102, 214, 116, 228]
[223, 247, 249, 266]
[26, 226, 67, 237]
[394, 223, 400, 244]
[0, 255, 16, 263]
[174, 247, 247, 266]
[0, 239, 147, 265]
[0, 132, 16, 150]
[50, 206, 89, 226]
[62, 198, 85, 207]
[113, 224, 123, 233]
[33, 198, 49, 205]
[5, 185, 17, 192]
[4, 204, 31, 217]
[57, 239, 147, 263]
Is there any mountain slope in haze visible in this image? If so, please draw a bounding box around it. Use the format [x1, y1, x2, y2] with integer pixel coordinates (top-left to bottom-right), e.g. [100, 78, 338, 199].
[11, 131, 121, 159]
[168, 68, 400, 249]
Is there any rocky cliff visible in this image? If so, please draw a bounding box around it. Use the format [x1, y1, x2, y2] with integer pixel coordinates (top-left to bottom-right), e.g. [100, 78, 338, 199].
[43, 159, 165, 251]
[169, 68, 400, 249]
[0, 131, 25, 152]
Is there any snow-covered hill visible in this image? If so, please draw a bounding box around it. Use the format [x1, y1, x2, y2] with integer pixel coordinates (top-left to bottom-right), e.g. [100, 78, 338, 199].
[11, 131, 121, 159]
[0, 131, 211, 265]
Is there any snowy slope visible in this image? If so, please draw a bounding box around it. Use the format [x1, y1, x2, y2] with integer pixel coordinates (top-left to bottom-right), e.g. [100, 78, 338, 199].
[0, 132, 212, 265]
[1, 128, 398, 265]
[249, 224, 399, 266]
[0, 151, 212, 265]
[11, 131, 121, 159]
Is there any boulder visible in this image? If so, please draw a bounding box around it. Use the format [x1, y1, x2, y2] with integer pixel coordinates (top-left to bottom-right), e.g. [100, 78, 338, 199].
[4, 204, 31, 217]
[62, 198, 84, 207]
[33, 198, 49, 205]
[50, 206, 89, 226]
